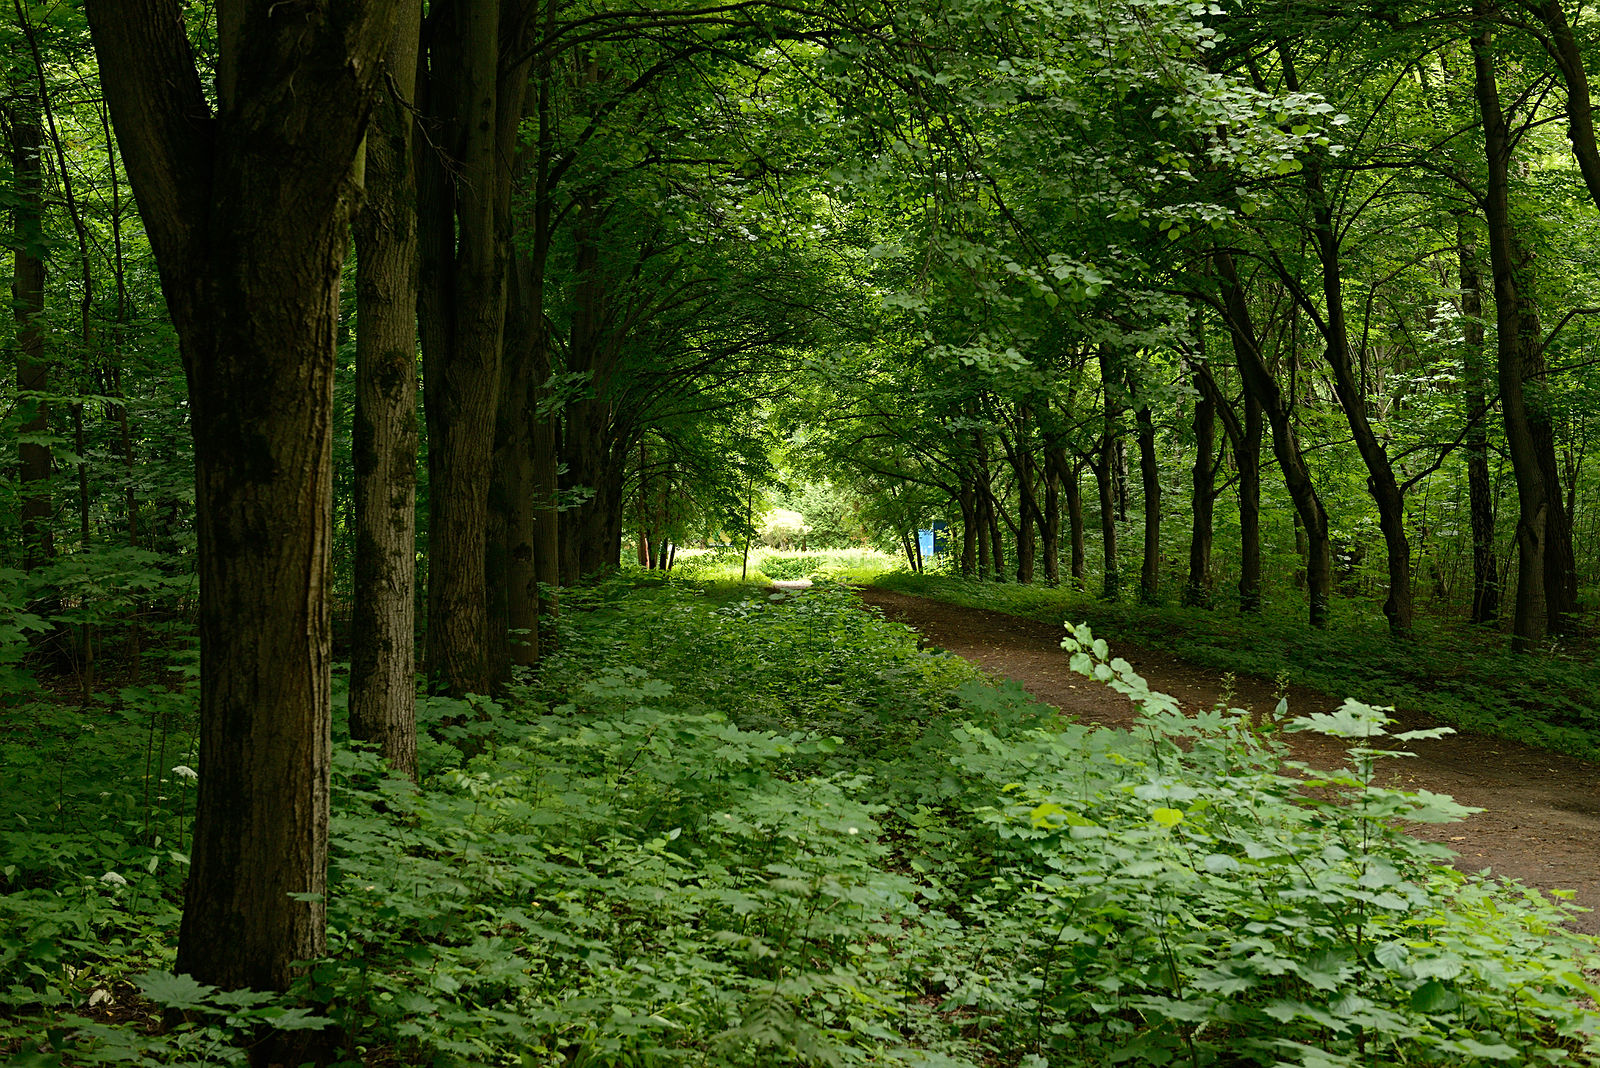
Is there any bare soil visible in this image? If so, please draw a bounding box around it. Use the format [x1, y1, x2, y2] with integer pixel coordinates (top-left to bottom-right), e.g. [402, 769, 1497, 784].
[858, 587, 1600, 934]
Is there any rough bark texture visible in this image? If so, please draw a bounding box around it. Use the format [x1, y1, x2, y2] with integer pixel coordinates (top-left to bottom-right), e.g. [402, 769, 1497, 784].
[350, 0, 422, 780]
[10, 76, 51, 570]
[1458, 222, 1500, 624]
[87, 0, 397, 1003]
[418, 0, 531, 696]
[1216, 251, 1330, 626]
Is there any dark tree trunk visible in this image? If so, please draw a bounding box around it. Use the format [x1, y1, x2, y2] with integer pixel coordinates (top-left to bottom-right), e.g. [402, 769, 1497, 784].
[88, 0, 398, 1005]
[1473, 17, 1559, 650]
[1194, 362, 1259, 611]
[9, 73, 51, 571]
[1136, 404, 1160, 603]
[1458, 219, 1500, 624]
[1064, 456, 1086, 584]
[1215, 251, 1331, 626]
[1239, 392, 1264, 612]
[1096, 348, 1122, 600]
[417, 0, 530, 696]
[1279, 42, 1412, 634]
[1184, 367, 1217, 608]
[958, 478, 978, 576]
[350, 0, 422, 780]
[1043, 464, 1061, 585]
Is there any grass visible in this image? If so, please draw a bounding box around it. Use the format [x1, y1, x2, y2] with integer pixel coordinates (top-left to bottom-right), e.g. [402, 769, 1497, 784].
[870, 571, 1600, 762]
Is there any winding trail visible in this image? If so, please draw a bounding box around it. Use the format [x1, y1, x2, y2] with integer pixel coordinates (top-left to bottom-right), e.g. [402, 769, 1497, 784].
[858, 587, 1600, 934]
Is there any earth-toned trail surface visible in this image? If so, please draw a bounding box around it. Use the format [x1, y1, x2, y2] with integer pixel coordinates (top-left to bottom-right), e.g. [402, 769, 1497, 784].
[857, 586, 1600, 935]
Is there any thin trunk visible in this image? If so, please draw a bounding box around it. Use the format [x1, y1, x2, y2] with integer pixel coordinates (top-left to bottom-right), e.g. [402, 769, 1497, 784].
[958, 479, 978, 576]
[1458, 218, 1500, 624]
[9, 71, 50, 570]
[350, 0, 421, 779]
[1043, 464, 1061, 585]
[1096, 349, 1121, 600]
[1184, 366, 1217, 607]
[1136, 403, 1160, 603]
[1216, 251, 1331, 626]
[1279, 41, 1412, 635]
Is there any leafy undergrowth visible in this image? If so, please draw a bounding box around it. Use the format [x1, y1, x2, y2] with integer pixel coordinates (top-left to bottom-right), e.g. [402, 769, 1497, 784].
[872, 571, 1600, 762]
[2, 576, 1598, 1065]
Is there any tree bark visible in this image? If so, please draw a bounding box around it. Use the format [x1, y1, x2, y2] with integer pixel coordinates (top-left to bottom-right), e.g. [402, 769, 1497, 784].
[1472, 17, 1559, 649]
[1184, 364, 1217, 607]
[1096, 349, 1121, 600]
[1135, 403, 1160, 603]
[1457, 218, 1500, 624]
[350, 0, 422, 780]
[1215, 252, 1331, 626]
[1279, 42, 1412, 634]
[88, 0, 398, 1003]
[1042, 463, 1061, 585]
[9, 71, 50, 571]
[418, 0, 531, 696]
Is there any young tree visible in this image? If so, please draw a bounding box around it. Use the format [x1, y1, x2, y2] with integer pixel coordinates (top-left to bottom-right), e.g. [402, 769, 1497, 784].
[87, 0, 400, 996]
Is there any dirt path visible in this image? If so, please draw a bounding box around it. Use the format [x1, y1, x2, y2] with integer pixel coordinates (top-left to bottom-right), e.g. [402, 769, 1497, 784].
[858, 587, 1600, 934]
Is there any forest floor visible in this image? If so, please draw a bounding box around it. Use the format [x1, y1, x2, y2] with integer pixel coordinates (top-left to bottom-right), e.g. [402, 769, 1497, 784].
[856, 586, 1600, 935]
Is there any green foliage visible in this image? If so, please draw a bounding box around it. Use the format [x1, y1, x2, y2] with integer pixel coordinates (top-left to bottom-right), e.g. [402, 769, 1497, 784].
[6, 578, 1598, 1066]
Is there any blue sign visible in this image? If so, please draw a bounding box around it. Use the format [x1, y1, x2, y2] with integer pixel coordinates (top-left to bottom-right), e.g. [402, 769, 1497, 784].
[917, 521, 950, 557]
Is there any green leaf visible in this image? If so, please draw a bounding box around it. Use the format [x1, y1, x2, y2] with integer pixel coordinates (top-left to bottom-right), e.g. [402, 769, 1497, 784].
[1151, 807, 1184, 828]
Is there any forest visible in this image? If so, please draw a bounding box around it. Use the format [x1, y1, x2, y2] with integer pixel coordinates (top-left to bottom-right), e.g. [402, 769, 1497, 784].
[6, 0, 1600, 1064]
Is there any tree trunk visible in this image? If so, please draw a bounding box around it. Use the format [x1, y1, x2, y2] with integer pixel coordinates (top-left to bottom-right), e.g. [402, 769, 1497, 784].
[1473, 16, 1555, 650]
[1136, 403, 1160, 603]
[958, 478, 978, 576]
[1043, 464, 1061, 585]
[9, 71, 51, 571]
[418, 0, 529, 696]
[1184, 366, 1217, 607]
[1096, 348, 1122, 600]
[1458, 218, 1500, 624]
[350, 0, 422, 780]
[88, 0, 398, 1005]
[1215, 251, 1331, 626]
[1279, 41, 1412, 634]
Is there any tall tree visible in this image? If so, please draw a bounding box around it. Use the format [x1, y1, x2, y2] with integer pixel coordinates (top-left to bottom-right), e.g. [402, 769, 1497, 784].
[350, 0, 423, 779]
[7, 63, 49, 571]
[87, 0, 399, 1000]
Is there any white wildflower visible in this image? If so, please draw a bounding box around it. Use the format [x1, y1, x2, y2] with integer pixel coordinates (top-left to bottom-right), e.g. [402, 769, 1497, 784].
[171, 765, 198, 781]
[99, 871, 129, 887]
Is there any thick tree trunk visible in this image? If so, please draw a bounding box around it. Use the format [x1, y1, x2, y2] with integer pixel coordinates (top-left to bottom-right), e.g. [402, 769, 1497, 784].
[88, 0, 398, 1003]
[1136, 404, 1160, 603]
[9, 75, 51, 571]
[1458, 220, 1501, 624]
[1184, 369, 1217, 607]
[418, 0, 530, 696]
[1473, 18, 1555, 650]
[350, 0, 422, 779]
[1215, 251, 1331, 626]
